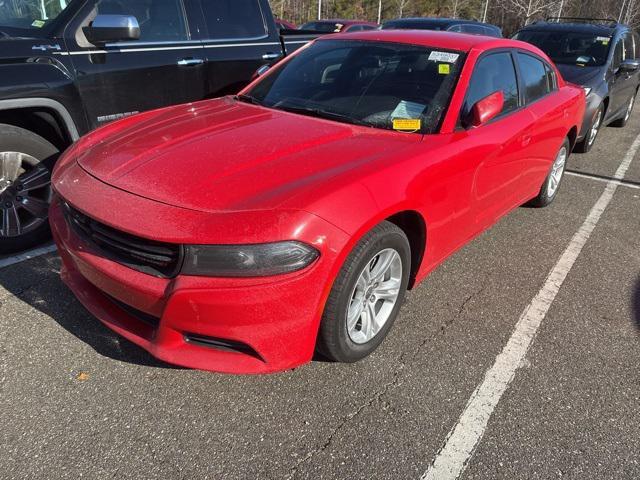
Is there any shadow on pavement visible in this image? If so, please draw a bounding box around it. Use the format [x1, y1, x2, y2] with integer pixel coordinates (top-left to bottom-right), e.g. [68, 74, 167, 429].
[0, 254, 178, 369]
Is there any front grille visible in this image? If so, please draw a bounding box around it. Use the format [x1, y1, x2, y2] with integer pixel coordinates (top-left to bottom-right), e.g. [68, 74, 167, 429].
[63, 202, 183, 278]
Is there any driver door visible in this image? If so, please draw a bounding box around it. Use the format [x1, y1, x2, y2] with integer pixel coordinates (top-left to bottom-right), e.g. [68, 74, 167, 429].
[64, 0, 207, 130]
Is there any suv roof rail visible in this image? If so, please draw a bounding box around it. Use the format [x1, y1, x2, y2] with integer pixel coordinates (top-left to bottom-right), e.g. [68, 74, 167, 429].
[545, 17, 618, 27]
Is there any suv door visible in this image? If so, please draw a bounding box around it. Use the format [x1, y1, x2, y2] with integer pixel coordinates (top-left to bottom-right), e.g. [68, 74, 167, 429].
[194, 0, 284, 97]
[608, 34, 636, 118]
[64, 0, 207, 130]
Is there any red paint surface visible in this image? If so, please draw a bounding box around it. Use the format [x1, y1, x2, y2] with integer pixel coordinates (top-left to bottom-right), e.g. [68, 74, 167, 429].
[51, 31, 585, 374]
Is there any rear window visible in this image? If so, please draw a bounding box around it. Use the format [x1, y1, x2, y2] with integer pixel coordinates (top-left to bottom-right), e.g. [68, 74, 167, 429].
[200, 0, 267, 40]
[382, 21, 446, 31]
[300, 21, 344, 33]
[517, 53, 551, 103]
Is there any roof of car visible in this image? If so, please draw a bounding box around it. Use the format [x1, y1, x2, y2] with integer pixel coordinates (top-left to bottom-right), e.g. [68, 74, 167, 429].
[318, 29, 524, 53]
[383, 17, 498, 28]
[518, 21, 621, 36]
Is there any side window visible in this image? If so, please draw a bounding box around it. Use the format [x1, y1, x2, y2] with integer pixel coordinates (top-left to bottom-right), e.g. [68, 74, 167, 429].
[200, 0, 267, 40]
[346, 25, 362, 32]
[624, 33, 635, 60]
[544, 63, 557, 91]
[96, 0, 189, 42]
[460, 24, 486, 35]
[463, 52, 519, 120]
[517, 52, 551, 103]
[613, 39, 624, 69]
[448, 25, 463, 32]
[634, 33, 640, 59]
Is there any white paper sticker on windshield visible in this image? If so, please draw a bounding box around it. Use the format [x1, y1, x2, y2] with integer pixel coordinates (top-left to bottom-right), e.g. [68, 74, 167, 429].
[391, 100, 426, 119]
[428, 51, 460, 63]
[596, 36, 610, 42]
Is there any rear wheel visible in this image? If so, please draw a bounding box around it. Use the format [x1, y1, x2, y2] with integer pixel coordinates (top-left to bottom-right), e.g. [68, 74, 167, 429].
[575, 104, 603, 153]
[0, 124, 58, 253]
[317, 221, 411, 363]
[611, 93, 636, 128]
[527, 138, 569, 208]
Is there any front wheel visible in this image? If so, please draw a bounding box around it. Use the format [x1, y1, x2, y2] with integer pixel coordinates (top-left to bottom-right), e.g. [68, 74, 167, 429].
[0, 124, 58, 253]
[527, 138, 570, 208]
[575, 105, 603, 153]
[317, 221, 411, 363]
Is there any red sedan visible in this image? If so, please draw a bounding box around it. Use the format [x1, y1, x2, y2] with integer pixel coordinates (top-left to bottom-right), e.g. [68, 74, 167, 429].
[50, 31, 584, 374]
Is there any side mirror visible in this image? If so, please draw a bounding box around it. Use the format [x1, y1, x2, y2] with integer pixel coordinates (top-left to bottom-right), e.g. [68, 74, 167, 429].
[619, 59, 640, 73]
[83, 15, 141, 45]
[470, 91, 504, 127]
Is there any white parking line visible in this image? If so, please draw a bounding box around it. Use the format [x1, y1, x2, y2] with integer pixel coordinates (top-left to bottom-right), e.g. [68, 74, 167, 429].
[0, 244, 57, 270]
[566, 170, 640, 189]
[421, 132, 640, 480]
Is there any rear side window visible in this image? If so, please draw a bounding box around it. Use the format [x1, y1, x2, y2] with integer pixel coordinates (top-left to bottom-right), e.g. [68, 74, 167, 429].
[459, 24, 486, 35]
[517, 53, 551, 103]
[200, 0, 267, 40]
[96, 0, 188, 42]
[624, 33, 635, 60]
[463, 52, 519, 118]
[613, 39, 624, 69]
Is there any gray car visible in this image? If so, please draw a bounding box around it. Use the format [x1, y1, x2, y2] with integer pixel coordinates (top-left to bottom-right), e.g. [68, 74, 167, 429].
[515, 18, 640, 153]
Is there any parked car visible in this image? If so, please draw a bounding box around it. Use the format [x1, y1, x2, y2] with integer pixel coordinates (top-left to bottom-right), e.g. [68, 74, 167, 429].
[382, 17, 502, 38]
[51, 30, 584, 374]
[275, 18, 297, 31]
[0, 0, 320, 253]
[299, 19, 379, 33]
[515, 17, 640, 153]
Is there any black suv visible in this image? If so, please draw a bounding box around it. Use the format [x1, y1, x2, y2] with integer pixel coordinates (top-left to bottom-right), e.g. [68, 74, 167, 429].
[0, 0, 317, 253]
[515, 18, 640, 153]
[381, 17, 502, 38]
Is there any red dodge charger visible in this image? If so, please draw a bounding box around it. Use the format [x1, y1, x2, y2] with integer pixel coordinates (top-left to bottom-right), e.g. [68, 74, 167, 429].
[50, 31, 585, 374]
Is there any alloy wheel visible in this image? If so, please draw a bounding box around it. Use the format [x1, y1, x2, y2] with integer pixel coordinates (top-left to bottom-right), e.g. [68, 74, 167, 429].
[547, 146, 567, 198]
[346, 248, 403, 344]
[0, 152, 51, 238]
[588, 109, 602, 146]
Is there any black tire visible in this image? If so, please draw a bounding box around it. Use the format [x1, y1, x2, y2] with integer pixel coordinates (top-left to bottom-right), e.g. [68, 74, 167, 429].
[0, 124, 58, 253]
[574, 104, 603, 153]
[527, 138, 570, 208]
[317, 221, 411, 363]
[610, 93, 636, 128]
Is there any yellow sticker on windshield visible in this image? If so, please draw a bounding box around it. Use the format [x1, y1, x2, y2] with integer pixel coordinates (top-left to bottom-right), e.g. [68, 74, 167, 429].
[393, 118, 421, 131]
[438, 64, 450, 75]
[31, 19, 45, 28]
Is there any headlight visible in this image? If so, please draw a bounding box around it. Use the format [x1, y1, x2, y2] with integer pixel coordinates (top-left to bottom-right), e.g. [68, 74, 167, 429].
[583, 87, 592, 97]
[181, 241, 319, 277]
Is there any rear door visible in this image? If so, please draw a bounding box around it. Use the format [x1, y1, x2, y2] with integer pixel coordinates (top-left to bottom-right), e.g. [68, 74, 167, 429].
[608, 34, 635, 117]
[193, 0, 286, 98]
[65, 0, 207, 130]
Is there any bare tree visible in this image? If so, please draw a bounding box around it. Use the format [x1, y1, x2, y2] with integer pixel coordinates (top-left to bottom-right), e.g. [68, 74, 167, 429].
[502, 0, 562, 24]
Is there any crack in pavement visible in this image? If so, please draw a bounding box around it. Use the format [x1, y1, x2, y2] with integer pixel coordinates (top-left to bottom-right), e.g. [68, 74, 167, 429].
[285, 283, 488, 479]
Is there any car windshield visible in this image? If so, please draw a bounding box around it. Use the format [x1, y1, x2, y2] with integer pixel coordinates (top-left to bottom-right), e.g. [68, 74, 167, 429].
[300, 21, 345, 32]
[0, 0, 71, 29]
[514, 30, 611, 66]
[382, 21, 446, 31]
[244, 40, 465, 134]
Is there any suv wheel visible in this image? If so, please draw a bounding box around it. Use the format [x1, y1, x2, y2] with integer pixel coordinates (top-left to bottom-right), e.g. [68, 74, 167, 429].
[316, 221, 411, 363]
[575, 105, 603, 153]
[0, 124, 58, 253]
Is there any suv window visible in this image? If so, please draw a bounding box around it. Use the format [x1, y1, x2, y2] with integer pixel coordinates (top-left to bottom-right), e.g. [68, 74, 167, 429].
[463, 52, 519, 119]
[613, 39, 624, 69]
[200, 0, 267, 40]
[460, 24, 486, 35]
[517, 52, 551, 103]
[624, 33, 635, 60]
[97, 0, 189, 42]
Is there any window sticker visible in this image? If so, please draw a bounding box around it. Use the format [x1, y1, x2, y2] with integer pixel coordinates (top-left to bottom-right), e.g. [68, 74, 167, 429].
[393, 118, 422, 131]
[391, 100, 426, 119]
[597, 36, 610, 45]
[31, 20, 45, 28]
[428, 51, 460, 63]
[335, 24, 344, 32]
[438, 64, 451, 75]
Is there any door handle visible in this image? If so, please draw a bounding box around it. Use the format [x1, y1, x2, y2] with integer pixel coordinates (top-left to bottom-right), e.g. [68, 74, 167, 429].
[262, 53, 281, 60]
[177, 58, 204, 66]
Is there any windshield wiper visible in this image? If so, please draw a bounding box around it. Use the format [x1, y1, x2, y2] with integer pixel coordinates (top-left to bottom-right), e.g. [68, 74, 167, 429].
[276, 104, 373, 127]
[235, 93, 263, 106]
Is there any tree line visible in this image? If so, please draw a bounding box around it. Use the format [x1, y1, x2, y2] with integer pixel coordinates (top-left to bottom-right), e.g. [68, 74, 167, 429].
[270, 0, 640, 35]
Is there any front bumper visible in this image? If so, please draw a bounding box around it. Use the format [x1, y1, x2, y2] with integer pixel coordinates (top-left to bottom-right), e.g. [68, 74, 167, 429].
[50, 193, 344, 374]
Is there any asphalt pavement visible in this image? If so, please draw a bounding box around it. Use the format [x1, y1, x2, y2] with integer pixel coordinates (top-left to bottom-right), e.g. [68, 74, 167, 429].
[1, 111, 640, 480]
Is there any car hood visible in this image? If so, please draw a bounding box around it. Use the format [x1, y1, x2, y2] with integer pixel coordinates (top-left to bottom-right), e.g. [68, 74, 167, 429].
[556, 64, 603, 87]
[76, 97, 420, 213]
